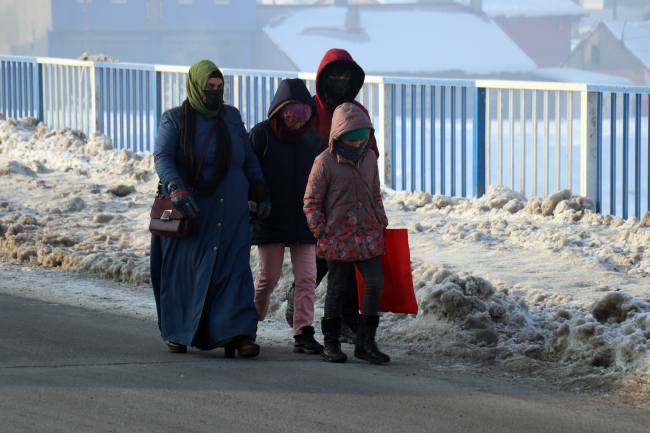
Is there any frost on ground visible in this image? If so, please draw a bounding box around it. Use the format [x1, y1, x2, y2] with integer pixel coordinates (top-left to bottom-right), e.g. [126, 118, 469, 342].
[1, 114, 649, 401]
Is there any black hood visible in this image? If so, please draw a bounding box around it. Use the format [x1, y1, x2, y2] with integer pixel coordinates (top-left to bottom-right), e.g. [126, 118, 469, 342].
[267, 78, 317, 120]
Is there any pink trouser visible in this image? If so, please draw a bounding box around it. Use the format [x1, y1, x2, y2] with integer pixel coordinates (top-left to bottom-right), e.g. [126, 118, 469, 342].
[254, 244, 317, 336]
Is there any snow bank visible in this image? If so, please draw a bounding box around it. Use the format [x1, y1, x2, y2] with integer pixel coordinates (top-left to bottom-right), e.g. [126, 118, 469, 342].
[77, 53, 120, 63]
[0, 116, 156, 286]
[384, 185, 650, 278]
[381, 259, 650, 375]
[373, 184, 650, 382]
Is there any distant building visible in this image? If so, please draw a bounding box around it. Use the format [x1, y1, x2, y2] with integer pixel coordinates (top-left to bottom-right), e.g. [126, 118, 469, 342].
[260, 2, 537, 79]
[304, 0, 587, 69]
[561, 21, 650, 85]
[48, 0, 258, 68]
[0, 0, 51, 56]
[478, 0, 587, 68]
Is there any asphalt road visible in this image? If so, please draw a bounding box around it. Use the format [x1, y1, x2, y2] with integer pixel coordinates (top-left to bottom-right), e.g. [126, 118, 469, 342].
[1, 292, 649, 433]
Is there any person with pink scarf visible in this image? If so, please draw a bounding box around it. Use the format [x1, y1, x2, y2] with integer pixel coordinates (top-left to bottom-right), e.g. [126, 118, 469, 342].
[249, 79, 325, 354]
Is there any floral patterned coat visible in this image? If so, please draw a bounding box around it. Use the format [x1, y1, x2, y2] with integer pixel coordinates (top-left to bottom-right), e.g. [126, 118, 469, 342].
[303, 103, 388, 262]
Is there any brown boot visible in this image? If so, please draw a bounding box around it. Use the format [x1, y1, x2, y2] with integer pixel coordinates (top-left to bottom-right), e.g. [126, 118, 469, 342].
[225, 338, 260, 358]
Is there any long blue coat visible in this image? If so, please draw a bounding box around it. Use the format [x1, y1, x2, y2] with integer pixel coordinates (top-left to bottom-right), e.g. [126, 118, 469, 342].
[151, 104, 263, 349]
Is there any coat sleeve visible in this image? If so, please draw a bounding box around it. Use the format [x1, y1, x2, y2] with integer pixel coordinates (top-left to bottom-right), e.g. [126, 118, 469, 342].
[372, 163, 388, 228]
[248, 124, 267, 163]
[303, 158, 329, 238]
[239, 121, 265, 183]
[153, 110, 183, 194]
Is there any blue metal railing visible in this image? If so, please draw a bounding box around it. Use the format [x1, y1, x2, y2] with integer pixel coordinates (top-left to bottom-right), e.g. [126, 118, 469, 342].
[0, 57, 41, 121]
[2, 55, 650, 219]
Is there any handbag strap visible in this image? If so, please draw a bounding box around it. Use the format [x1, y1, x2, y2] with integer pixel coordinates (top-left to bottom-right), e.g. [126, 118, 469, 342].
[156, 116, 221, 197]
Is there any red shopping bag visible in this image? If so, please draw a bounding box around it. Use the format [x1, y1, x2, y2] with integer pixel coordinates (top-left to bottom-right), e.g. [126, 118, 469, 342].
[356, 228, 418, 315]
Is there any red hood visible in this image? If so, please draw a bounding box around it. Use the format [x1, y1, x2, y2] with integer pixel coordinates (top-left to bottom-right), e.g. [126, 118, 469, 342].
[315, 48, 365, 105]
[316, 48, 357, 79]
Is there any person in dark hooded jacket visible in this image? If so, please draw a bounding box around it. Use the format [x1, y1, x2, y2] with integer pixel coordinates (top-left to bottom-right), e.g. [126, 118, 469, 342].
[287, 48, 378, 345]
[249, 78, 325, 354]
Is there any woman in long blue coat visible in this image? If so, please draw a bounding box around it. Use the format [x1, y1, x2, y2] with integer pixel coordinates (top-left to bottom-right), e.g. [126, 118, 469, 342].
[151, 59, 270, 357]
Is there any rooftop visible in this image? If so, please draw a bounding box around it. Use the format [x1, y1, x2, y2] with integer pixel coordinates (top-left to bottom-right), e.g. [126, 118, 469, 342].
[263, 5, 536, 76]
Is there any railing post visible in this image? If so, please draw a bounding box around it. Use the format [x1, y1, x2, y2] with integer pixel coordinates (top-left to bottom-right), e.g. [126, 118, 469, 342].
[377, 82, 393, 188]
[90, 63, 101, 135]
[473, 87, 486, 198]
[596, 92, 603, 214]
[34, 61, 44, 122]
[580, 91, 599, 205]
[152, 70, 162, 144]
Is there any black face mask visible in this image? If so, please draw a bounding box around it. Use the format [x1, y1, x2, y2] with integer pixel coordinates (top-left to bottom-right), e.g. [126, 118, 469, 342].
[327, 78, 351, 98]
[203, 88, 224, 112]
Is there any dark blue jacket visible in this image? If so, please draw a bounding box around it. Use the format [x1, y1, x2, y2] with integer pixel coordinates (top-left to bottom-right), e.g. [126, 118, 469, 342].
[249, 79, 324, 245]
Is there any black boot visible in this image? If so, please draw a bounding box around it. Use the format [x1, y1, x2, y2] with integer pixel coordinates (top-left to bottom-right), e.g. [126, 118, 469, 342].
[285, 283, 295, 328]
[354, 315, 390, 364]
[339, 312, 359, 344]
[293, 326, 324, 354]
[321, 317, 347, 363]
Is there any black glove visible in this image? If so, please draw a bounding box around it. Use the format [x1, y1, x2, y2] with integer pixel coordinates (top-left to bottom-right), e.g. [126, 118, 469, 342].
[256, 199, 271, 219]
[249, 179, 270, 202]
[167, 177, 200, 219]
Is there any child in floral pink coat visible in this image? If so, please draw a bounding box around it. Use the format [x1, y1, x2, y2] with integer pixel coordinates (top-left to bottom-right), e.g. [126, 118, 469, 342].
[303, 102, 390, 364]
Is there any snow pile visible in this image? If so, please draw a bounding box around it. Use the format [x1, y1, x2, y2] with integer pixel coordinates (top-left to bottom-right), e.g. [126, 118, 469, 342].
[379, 259, 650, 376]
[0, 116, 156, 286]
[384, 185, 650, 277]
[77, 53, 120, 63]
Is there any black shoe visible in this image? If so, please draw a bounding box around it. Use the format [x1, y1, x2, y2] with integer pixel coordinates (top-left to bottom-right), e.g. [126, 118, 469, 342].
[354, 315, 390, 364]
[339, 313, 359, 344]
[285, 283, 295, 328]
[293, 326, 324, 354]
[321, 317, 347, 363]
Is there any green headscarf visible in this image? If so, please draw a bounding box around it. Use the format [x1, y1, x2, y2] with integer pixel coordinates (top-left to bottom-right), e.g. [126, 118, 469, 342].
[186, 59, 223, 118]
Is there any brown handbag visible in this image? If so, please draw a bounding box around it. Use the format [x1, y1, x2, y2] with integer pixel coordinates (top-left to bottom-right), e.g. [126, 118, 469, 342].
[149, 117, 219, 237]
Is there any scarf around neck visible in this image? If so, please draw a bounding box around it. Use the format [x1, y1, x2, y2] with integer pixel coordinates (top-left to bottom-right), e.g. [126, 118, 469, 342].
[269, 117, 314, 145]
[180, 99, 232, 196]
[335, 141, 366, 163]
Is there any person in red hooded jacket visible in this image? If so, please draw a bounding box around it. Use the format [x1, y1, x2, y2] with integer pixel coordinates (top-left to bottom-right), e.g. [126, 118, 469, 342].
[286, 48, 378, 346]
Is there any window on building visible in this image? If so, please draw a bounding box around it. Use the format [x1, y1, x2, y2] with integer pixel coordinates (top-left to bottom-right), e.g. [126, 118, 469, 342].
[591, 46, 600, 67]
